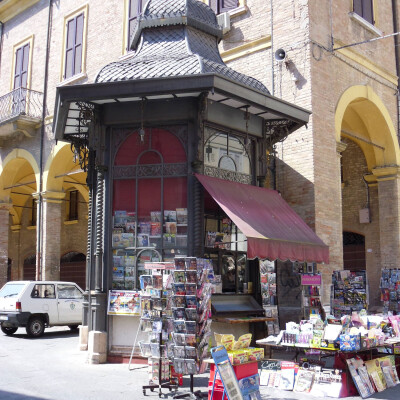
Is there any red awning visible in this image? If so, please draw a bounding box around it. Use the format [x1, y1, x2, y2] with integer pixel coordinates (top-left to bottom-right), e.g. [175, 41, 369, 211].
[196, 174, 329, 263]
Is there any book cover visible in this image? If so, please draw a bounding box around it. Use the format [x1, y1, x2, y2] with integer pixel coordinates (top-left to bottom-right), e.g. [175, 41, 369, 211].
[137, 234, 149, 247]
[186, 270, 197, 283]
[365, 359, 387, 392]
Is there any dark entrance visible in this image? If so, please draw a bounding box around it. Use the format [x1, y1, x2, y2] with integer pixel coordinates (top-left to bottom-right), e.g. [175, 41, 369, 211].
[60, 252, 86, 289]
[23, 255, 36, 280]
[343, 231, 365, 271]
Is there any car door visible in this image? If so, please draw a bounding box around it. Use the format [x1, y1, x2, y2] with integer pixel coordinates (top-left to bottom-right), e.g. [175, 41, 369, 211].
[56, 283, 83, 324]
[30, 283, 58, 324]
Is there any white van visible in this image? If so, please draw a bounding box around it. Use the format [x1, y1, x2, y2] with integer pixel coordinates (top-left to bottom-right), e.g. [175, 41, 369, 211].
[0, 281, 83, 337]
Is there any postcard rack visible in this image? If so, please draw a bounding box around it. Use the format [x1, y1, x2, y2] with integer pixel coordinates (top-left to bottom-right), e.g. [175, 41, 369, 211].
[134, 258, 213, 398]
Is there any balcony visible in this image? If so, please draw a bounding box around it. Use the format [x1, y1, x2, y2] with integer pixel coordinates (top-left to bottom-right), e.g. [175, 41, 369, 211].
[0, 87, 43, 138]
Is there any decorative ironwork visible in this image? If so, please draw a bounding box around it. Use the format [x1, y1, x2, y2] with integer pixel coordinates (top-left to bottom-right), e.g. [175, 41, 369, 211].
[70, 102, 95, 172]
[113, 163, 187, 179]
[0, 87, 43, 124]
[204, 165, 251, 184]
[265, 119, 297, 149]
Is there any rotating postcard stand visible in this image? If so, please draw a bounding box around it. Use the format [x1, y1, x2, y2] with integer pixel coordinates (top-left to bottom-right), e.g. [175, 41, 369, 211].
[134, 258, 213, 398]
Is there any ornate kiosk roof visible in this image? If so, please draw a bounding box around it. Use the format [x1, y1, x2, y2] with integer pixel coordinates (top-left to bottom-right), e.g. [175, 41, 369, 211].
[96, 0, 269, 95]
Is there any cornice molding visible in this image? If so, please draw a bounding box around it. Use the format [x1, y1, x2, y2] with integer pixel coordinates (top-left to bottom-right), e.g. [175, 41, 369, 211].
[0, 0, 40, 23]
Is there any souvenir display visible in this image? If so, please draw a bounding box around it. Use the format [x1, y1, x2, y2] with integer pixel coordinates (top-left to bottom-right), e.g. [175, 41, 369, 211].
[380, 268, 400, 313]
[259, 259, 279, 335]
[331, 270, 367, 318]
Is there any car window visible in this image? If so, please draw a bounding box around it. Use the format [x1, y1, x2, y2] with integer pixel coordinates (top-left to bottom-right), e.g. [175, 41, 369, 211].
[57, 284, 83, 299]
[31, 284, 56, 299]
[0, 283, 25, 298]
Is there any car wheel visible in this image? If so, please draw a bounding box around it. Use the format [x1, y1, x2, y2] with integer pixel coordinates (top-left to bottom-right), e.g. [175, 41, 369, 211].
[68, 325, 79, 331]
[1, 325, 18, 336]
[26, 317, 45, 338]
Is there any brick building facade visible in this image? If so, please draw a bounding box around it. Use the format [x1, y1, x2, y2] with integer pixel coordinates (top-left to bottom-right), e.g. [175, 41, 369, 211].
[0, 0, 399, 323]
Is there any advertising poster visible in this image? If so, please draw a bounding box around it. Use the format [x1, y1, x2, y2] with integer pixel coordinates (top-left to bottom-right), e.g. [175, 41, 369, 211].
[108, 290, 141, 315]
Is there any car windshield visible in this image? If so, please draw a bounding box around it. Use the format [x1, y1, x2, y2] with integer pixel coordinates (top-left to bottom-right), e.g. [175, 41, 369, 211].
[0, 283, 26, 298]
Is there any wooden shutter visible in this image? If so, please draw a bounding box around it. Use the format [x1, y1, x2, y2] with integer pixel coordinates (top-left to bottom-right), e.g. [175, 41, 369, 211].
[64, 18, 75, 79]
[220, 0, 238, 12]
[64, 13, 84, 79]
[209, 0, 218, 14]
[353, 0, 362, 15]
[21, 43, 30, 88]
[13, 47, 23, 89]
[127, 0, 142, 51]
[13, 43, 30, 89]
[363, 0, 373, 24]
[74, 13, 84, 75]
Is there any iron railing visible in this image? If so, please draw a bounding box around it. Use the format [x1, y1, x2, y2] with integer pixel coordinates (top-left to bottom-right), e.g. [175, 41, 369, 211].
[0, 87, 43, 124]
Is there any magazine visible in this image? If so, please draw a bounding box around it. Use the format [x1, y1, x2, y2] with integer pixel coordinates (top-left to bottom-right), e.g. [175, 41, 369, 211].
[165, 222, 177, 234]
[164, 210, 177, 222]
[150, 211, 162, 222]
[293, 368, 314, 393]
[176, 208, 187, 224]
[279, 361, 296, 390]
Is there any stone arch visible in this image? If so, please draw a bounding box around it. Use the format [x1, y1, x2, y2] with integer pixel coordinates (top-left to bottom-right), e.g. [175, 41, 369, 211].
[43, 142, 88, 203]
[0, 149, 39, 225]
[335, 85, 400, 170]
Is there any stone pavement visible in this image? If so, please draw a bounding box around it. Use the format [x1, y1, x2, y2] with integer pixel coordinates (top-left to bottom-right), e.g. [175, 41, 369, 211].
[0, 326, 399, 400]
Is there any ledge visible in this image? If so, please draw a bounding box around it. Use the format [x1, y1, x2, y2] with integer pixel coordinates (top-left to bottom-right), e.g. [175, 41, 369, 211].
[27, 225, 36, 230]
[58, 72, 88, 87]
[221, 36, 271, 63]
[348, 12, 382, 37]
[229, 5, 248, 18]
[64, 219, 79, 225]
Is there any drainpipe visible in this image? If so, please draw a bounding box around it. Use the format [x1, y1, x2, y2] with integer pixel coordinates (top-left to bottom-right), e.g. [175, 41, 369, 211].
[392, 0, 400, 143]
[270, 0, 274, 96]
[36, 0, 53, 280]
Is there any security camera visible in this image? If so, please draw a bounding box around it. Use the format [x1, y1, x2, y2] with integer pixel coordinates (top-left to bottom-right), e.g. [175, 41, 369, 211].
[274, 48, 286, 62]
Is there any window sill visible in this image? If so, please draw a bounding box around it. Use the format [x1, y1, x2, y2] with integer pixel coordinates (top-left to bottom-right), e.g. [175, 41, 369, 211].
[27, 225, 36, 230]
[229, 5, 248, 18]
[57, 72, 88, 87]
[119, 51, 136, 61]
[64, 219, 79, 225]
[348, 12, 382, 37]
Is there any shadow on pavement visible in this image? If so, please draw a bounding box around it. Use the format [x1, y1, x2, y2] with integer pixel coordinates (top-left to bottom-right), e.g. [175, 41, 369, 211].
[5, 329, 78, 341]
[0, 390, 50, 400]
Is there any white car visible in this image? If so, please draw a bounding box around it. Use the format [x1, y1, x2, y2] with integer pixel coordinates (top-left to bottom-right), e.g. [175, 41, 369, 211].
[0, 281, 84, 337]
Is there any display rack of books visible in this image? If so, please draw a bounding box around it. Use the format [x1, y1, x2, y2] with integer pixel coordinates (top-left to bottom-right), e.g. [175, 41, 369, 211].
[331, 270, 368, 318]
[137, 257, 213, 397]
[260, 260, 279, 336]
[380, 268, 400, 313]
[300, 273, 322, 319]
[111, 208, 188, 290]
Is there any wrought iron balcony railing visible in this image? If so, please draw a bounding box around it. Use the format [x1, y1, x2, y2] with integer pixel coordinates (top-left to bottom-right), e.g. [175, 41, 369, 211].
[0, 87, 43, 125]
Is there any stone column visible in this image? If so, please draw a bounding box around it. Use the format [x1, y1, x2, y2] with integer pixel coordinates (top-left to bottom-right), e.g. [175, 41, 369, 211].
[0, 202, 11, 288]
[373, 167, 400, 268]
[37, 191, 65, 281]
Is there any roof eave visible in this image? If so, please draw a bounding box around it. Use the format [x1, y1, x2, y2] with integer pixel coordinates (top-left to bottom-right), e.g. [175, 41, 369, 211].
[53, 74, 310, 141]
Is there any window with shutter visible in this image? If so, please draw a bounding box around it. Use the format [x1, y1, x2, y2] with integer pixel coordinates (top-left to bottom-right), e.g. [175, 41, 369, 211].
[13, 43, 30, 89]
[353, 0, 374, 25]
[127, 0, 144, 52]
[64, 13, 84, 79]
[209, 0, 238, 14]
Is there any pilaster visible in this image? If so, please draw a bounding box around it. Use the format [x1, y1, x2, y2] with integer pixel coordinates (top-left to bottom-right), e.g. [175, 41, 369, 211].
[36, 191, 66, 281]
[0, 202, 12, 287]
